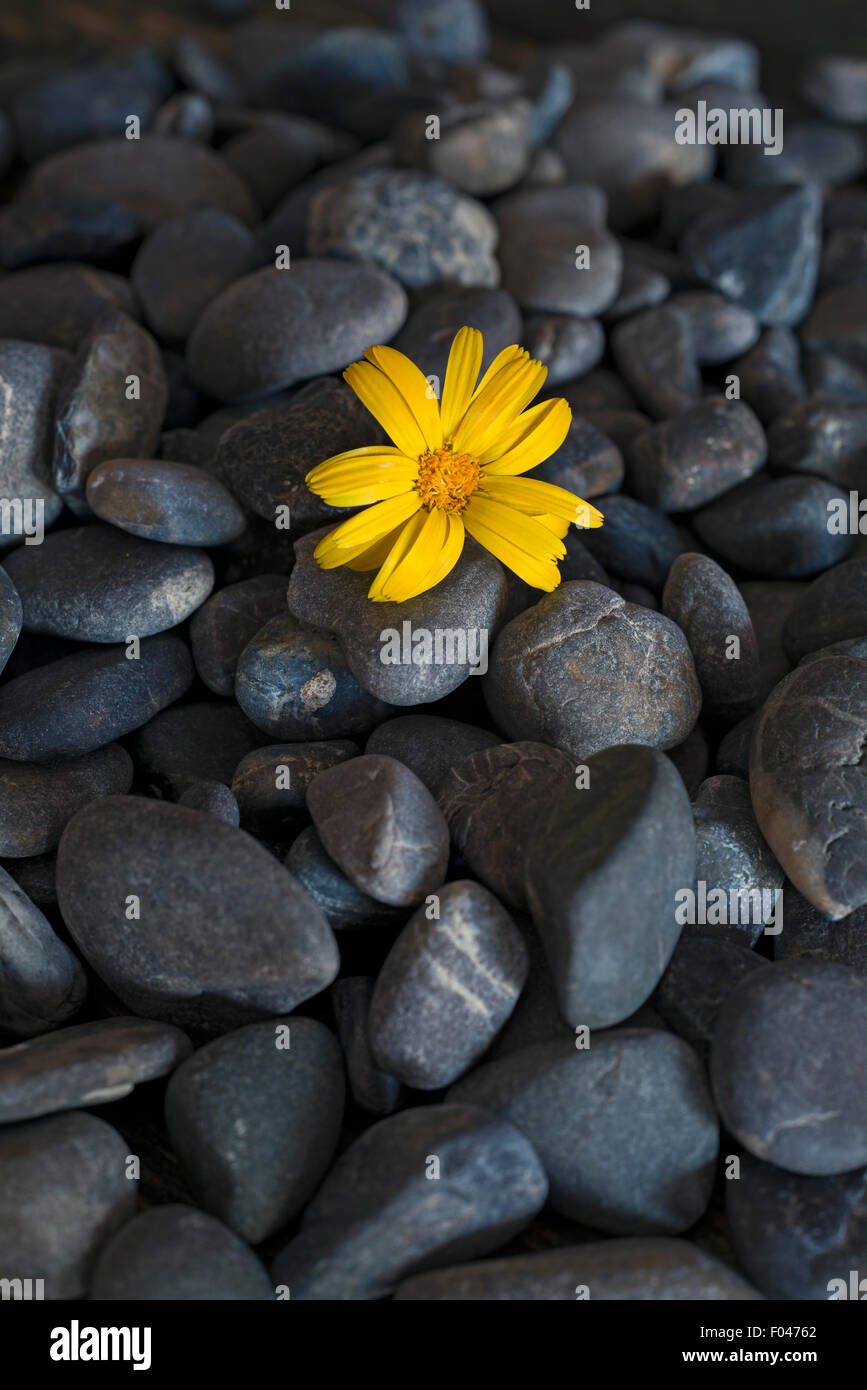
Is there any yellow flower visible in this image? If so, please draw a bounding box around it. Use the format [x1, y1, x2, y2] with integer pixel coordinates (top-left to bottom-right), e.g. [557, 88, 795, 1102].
[305, 326, 604, 603]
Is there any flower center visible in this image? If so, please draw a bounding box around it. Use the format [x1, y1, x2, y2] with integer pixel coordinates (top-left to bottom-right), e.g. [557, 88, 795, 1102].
[415, 446, 480, 514]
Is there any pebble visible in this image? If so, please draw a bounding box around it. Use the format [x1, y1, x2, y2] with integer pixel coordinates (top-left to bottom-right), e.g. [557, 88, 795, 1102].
[306, 168, 498, 289]
[0, 1111, 136, 1299]
[782, 558, 867, 662]
[287, 529, 508, 705]
[525, 745, 694, 1028]
[165, 1016, 344, 1243]
[3, 524, 214, 642]
[801, 283, 867, 371]
[611, 304, 702, 419]
[662, 553, 760, 720]
[365, 714, 500, 797]
[177, 781, 240, 826]
[189, 575, 291, 697]
[0, 265, 137, 351]
[0, 634, 193, 762]
[130, 702, 264, 799]
[396, 100, 533, 198]
[131, 209, 261, 342]
[391, 286, 521, 382]
[450, 1032, 718, 1233]
[680, 183, 822, 327]
[494, 184, 622, 316]
[439, 742, 573, 911]
[51, 311, 168, 512]
[0, 340, 67, 541]
[484, 581, 702, 762]
[656, 935, 767, 1058]
[805, 351, 867, 402]
[307, 754, 449, 908]
[6, 852, 58, 909]
[767, 399, 867, 489]
[537, 413, 624, 498]
[727, 1150, 867, 1300]
[332, 977, 404, 1114]
[581, 494, 693, 589]
[0, 190, 143, 271]
[171, 36, 241, 105]
[710, 959, 867, 1175]
[285, 827, 403, 931]
[0, 567, 22, 671]
[56, 796, 339, 1034]
[0, 865, 86, 1038]
[0, 741, 132, 858]
[395, 1238, 762, 1300]
[11, 65, 160, 163]
[393, 0, 489, 62]
[604, 259, 671, 323]
[270, 1104, 548, 1300]
[86, 458, 247, 546]
[669, 289, 760, 363]
[231, 740, 358, 831]
[726, 121, 866, 189]
[731, 326, 807, 423]
[90, 1204, 274, 1300]
[667, 724, 709, 797]
[774, 886, 867, 976]
[235, 614, 393, 741]
[521, 314, 605, 385]
[187, 259, 408, 402]
[369, 881, 528, 1089]
[0, 1017, 191, 1124]
[153, 91, 214, 142]
[740, 579, 804, 699]
[803, 56, 867, 124]
[690, 775, 783, 946]
[693, 474, 853, 578]
[627, 399, 766, 511]
[750, 649, 867, 919]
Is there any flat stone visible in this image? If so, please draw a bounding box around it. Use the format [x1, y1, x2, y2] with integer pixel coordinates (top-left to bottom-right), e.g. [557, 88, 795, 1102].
[525, 745, 694, 1028]
[0, 864, 86, 1038]
[270, 1103, 548, 1300]
[231, 740, 358, 831]
[693, 474, 853, 578]
[190, 574, 287, 696]
[56, 796, 339, 1034]
[306, 753, 449, 908]
[86, 459, 247, 546]
[365, 714, 500, 797]
[662, 553, 760, 720]
[628, 400, 767, 511]
[369, 881, 528, 1088]
[493, 183, 622, 316]
[0, 741, 132, 858]
[332, 977, 404, 1114]
[177, 781, 240, 826]
[131, 209, 261, 342]
[90, 1204, 274, 1300]
[710, 959, 867, 1174]
[0, 264, 138, 350]
[0, 634, 193, 762]
[165, 1016, 344, 1243]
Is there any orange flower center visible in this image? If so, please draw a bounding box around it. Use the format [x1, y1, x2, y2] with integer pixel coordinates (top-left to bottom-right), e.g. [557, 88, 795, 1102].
[415, 446, 480, 514]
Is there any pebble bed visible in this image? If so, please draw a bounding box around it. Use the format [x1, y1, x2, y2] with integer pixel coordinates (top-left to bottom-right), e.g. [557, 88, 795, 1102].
[0, 0, 866, 1303]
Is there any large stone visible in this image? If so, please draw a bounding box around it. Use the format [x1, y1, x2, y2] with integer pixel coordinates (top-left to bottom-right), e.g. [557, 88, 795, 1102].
[0, 742, 132, 858]
[90, 1205, 273, 1300]
[0, 865, 86, 1038]
[86, 458, 247, 546]
[627, 400, 767, 511]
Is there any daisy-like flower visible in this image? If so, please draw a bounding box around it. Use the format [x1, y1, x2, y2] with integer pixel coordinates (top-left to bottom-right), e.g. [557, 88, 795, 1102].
[305, 326, 604, 602]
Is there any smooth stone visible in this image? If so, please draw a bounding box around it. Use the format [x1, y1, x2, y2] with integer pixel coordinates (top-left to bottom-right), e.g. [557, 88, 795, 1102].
[395, 1238, 762, 1300]
[159, 428, 214, 469]
[564, 368, 636, 414]
[270, 1104, 547, 1300]
[694, 474, 853, 578]
[187, 259, 408, 402]
[3, 525, 214, 643]
[715, 713, 756, 779]
[680, 184, 822, 327]
[820, 226, 867, 296]
[521, 314, 605, 385]
[369, 882, 528, 1089]
[768, 400, 867, 489]
[391, 286, 521, 382]
[396, 99, 532, 198]
[656, 935, 766, 1058]
[805, 351, 867, 402]
[332, 977, 404, 1115]
[287, 529, 508, 705]
[0, 340, 67, 538]
[171, 36, 241, 104]
[131, 210, 261, 342]
[86, 458, 246, 546]
[0, 1017, 191, 1124]
[0, 742, 132, 859]
[190, 574, 288, 696]
[56, 797, 339, 1034]
[393, 0, 488, 62]
[130, 702, 264, 799]
[449, 1032, 718, 1232]
[0, 1111, 136, 1299]
[22, 136, 258, 231]
[494, 184, 622, 316]
[5, 853, 57, 909]
[0, 265, 138, 351]
[611, 305, 702, 419]
[215, 376, 387, 530]
[727, 1151, 867, 1301]
[0, 634, 193, 762]
[581, 494, 693, 589]
[365, 715, 500, 797]
[235, 614, 393, 741]
[775, 886, 867, 976]
[177, 781, 240, 826]
[732, 326, 807, 423]
[307, 754, 449, 908]
[554, 102, 713, 229]
[599, 20, 759, 92]
[662, 553, 760, 720]
[285, 826, 404, 931]
[710, 960, 867, 1175]
[90, 1205, 273, 1300]
[525, 745, 694, 1028]
[740, 579, 805, 699]
[51, 311, 167, 511]
[801, 283, 867, 372]
[10, 64, 159, 162]
[220, 115, 334, 214]
[628, 399, 766, 512]
[307, 168, 498, 289]
[484, 582, 702, 762]
[727, 121, 865, 189]
[603, 260, 671, 322]
[0, 190, 143, 270]
[667, 289, 760, 363]
[803, 57, 867, 124]
[165, 1016, 344, 1243]
[232, 740, 358, 830]
[782, 559, 867, 662]
[153, 91, 214, 141]
[560, 531, 609, 585]
[258, 28, 412, 126]
[439, 742, 573, 911]
[0, 865, 86, 1038]
[535, 414, 624, 499]
[690, 775, 784, 946]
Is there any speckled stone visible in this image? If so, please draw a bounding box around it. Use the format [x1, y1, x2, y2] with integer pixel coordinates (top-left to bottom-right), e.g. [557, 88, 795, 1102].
[689, 775, 784, 946]
[627, 400, 767, 512]
[86, 459, 247, 546]
[90, 1204, 274, 1300]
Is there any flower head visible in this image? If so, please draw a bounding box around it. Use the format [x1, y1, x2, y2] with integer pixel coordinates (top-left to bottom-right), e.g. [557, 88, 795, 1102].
[305, 327, 604, 602]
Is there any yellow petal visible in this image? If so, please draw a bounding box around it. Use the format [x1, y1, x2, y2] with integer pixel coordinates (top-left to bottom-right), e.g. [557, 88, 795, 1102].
[314, 492, 422, 564]
[480, 475, 603, 526]
[441, 327, 483, 439]
[306, 446, 413, 492]
[453, 355, 548, 458]
[343, 521, 411, 571]
[470, 344, 524, 400]
[535, 513, 571, 540]
[364, 345, 443, 452]
[463, 495, 565, 590]
[479, 398, 572, 474]
[366, 509, 430, 599]
[344, 361, 428, 458]
[374, 508, 465, 602]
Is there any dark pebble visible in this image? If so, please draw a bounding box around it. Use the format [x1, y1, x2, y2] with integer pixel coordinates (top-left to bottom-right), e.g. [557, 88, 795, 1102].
[86, 459, 246, 546]
[662, 553, 760, 720]
[656, 935, 767, 1058]
[332, 977, 404, 1115]
[521, 314, 605, 385]
[393, 0, 488, 62]
[231, 740, 358, 830]
[130, 702, 264, 798]
[391, 286, 521, 382]
[131, 209, 260, 342]
[285, 826, 404, 931]
[365, 714, 500, 797]
[0, 865, 86, 1038]
[775, 886, 867, 976]
[90, 1204, 273, 1300]
[768, 399, 867, 489]
[0, 741, 132, 858]
[11, 65, 159, 163]
[731, 326, 807, 423]
[0, 264, 137, 351]
[628, 399, 766, 511]
[177, 780, 240, 826]
[611, 304, 702, 419]
[667, 290, 760, 363]
[690, 775, 783, 946]
[694, 474, 853, 578]
[536, 414, 624, 499]
[782, 558, 867, 662]
[189, 574, 287, 697]
[801, 284, 867, 370]
[494, 184, 622, 316]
